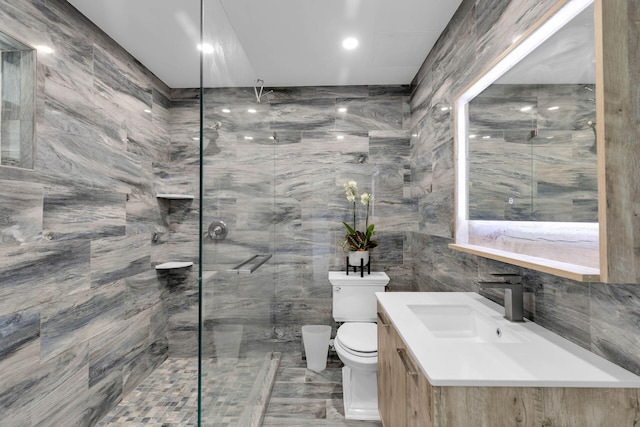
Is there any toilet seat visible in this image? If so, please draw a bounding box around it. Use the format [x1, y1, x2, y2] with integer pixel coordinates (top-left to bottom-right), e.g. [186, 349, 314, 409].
[336, 322, 377, 358]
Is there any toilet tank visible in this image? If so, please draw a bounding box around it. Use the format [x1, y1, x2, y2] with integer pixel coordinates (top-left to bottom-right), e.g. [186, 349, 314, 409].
[329, 271, 390, 322]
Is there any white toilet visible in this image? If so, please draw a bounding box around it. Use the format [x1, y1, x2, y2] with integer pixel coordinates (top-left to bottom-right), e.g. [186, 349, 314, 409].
[329, 270, 390, 421]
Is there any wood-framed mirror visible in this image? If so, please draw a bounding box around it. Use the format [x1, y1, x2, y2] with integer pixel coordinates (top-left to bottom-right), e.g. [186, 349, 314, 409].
[451, 0, 640, 284]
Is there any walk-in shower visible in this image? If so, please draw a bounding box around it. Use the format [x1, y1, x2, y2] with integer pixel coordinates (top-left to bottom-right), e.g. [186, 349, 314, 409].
[197, 4, 282, 425]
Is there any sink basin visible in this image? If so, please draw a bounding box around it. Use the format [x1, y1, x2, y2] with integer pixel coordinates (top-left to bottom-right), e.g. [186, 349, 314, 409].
[378, 292, 640, 388]
[407, 304, 524, 343]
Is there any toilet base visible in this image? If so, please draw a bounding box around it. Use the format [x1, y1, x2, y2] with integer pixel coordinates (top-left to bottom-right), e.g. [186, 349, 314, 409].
[342, 365, 380, 420]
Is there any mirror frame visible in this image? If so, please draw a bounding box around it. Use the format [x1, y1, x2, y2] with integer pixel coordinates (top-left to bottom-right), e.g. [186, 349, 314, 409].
[449, 0, 600, 282]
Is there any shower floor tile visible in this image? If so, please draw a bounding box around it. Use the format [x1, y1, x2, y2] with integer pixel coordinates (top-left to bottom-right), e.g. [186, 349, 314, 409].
[97, 357, 270, 427]
[97, 354, 382, 427]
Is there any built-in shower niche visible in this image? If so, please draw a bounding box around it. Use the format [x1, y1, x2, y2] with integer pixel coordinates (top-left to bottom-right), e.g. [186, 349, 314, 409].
[154, 194, 196, 284]
[0, 30, 35, 169]
[156, 193, 194, 230]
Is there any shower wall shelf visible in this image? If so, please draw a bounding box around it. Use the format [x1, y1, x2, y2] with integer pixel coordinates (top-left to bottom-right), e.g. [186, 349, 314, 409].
[156, 194, 194, 200]
[155, 261, 194, 270]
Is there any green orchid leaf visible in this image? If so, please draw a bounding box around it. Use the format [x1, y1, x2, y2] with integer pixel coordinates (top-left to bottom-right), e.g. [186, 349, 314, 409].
[342, 221, 356, 234]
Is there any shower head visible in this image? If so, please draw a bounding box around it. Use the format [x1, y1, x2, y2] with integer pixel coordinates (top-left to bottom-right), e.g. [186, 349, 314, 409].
[254, 78, 273, 103]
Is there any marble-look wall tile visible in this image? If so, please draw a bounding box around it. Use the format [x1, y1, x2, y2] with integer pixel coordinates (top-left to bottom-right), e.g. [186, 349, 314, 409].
[84, 370, 123, 427]
[336, 97, 405, 131]
[0, 240, 91, 314]
[527, 271, 592, 350]
[172, 85, 417, 359]
[90, 234, 150, 287]
[124, 270, 166, 320]
[1, 340, 89, 426]
[40, 280, 127, 362]
[590, 284, 640, 375]
[0, 307, 40, 360]
[0, 0, 171, 423]
[88, 310, 149, 387]
[0, 178, 43, 244]
[0, 339, 41, 423]
[271, 98, 337, 130]
[43, 184, 127, 241]
[123, 335, 168, 396]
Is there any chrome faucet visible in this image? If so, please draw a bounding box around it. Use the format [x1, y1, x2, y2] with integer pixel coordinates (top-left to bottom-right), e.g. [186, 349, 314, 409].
[478, 274, 524, 322]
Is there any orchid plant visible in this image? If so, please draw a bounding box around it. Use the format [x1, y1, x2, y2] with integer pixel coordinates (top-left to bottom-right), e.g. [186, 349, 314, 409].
[341, 180, 378, 251]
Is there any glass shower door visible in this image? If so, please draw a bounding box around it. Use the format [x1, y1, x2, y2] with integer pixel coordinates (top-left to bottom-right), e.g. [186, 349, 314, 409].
[198, 2, 280, 425]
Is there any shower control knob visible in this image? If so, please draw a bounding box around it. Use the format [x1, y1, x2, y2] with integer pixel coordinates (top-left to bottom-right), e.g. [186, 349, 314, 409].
[207, 220, 228, 241]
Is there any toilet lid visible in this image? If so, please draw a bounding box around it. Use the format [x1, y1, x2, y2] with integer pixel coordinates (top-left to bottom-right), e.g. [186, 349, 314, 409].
[336, 323, 377, 353]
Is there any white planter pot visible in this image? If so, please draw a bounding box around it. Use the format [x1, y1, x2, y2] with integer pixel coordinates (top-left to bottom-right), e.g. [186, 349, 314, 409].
[348, 250, 369, 266]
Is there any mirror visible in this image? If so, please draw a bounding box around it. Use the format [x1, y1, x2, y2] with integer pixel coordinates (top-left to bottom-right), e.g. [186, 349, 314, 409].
[468, 3, 596, 222]
[0, 30, 35, 169]
[452, 0, 599, 281]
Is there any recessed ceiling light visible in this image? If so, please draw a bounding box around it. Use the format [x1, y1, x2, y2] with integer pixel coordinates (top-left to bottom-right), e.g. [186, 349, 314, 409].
[337, 135, 345, 140]
[469, 135, 477, 139]
[548, 106, 560, 111]
[192, 137, 199, 141]
[520, 106, 532, 112]
[144, 109, 152, 113]
[247, 108, 257, 113]
[244, 136, 253, 140]
[338, 107, 347, 113]
[222, 108, 231, 113]
[342, 37, 359, 50]
[482, 136, 491, 139]
[198, 43, 214, 54]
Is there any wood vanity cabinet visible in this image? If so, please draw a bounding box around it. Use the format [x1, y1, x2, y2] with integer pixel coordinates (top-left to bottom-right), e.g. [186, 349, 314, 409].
[377, 303, 434, 427]
[377, 303, 640, 426]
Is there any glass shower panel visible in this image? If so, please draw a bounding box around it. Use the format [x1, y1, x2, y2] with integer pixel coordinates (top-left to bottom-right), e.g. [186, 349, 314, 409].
[199, 2, 277, 425]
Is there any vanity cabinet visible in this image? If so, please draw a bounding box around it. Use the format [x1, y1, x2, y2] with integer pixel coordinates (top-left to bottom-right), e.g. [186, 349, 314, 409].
[377, 303, 434, 427]
[377, 302, 640, 426]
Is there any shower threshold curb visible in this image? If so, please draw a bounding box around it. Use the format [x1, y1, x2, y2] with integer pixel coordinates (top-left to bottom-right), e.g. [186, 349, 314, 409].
[237, 351, 282, 427]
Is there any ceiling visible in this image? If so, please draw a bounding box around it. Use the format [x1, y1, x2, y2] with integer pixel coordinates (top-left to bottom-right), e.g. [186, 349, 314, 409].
[66, 0, 463, 89]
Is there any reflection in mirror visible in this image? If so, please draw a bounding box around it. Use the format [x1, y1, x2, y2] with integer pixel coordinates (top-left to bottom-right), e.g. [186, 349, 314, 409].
[0, 30, 35, 169]
[452, 0, 599, 280]
[468, 3, 596, 222]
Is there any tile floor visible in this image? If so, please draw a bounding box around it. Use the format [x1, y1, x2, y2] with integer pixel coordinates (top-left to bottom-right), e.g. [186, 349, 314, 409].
[264, 355, 383, 427]
[97, 354, 383, 426]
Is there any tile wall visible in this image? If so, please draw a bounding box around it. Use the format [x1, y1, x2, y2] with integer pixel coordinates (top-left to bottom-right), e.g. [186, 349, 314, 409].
[410, 0, 640, 377]
[167, 86, 418, 357]
[0, 0, 173, 425]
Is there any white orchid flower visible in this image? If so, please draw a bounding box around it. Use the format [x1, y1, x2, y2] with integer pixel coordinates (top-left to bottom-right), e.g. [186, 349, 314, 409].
[360, 193, 373, 205]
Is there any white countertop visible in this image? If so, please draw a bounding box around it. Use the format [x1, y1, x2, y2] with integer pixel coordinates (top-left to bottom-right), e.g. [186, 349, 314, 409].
[376, 292, 640, 388]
